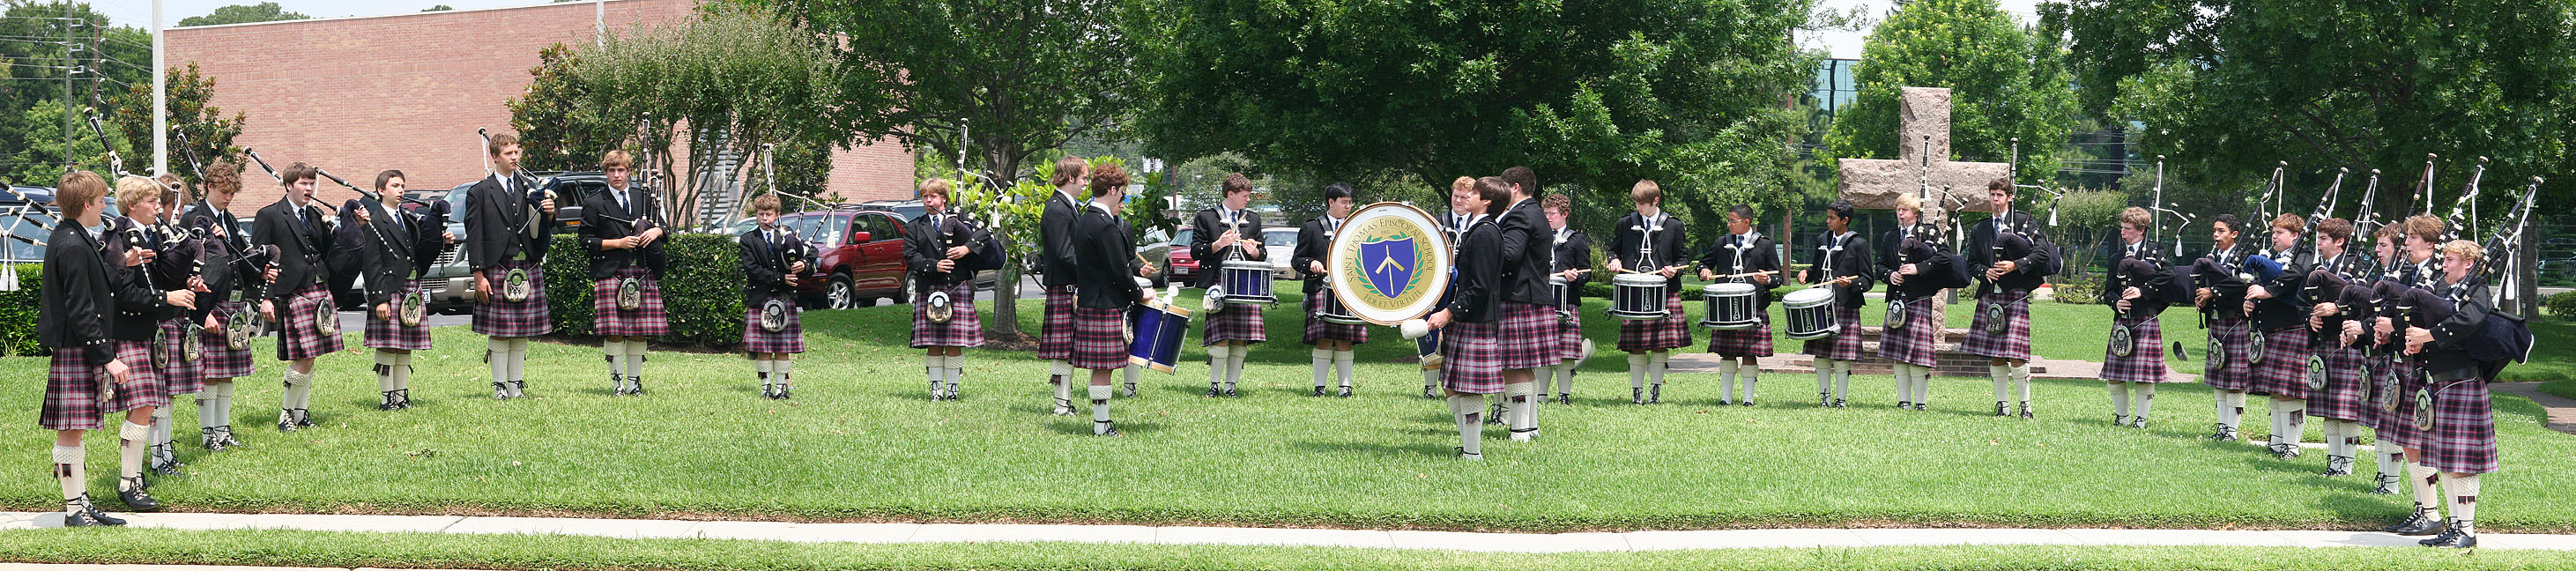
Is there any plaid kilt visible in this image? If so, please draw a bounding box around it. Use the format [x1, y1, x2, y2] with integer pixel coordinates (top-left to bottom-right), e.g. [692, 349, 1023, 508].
[741, 302, 806, 354]
[364, 280, 434, 352]
[2385, 358, 2426, 449]
[277, 283, 346, 361]
[1615, 294, 1692, 352]
[1302, 288, 1368, 345]
[1876, 298, 1941, 367]
[40, 341, 169, 430]
[2248, 326, 2312, 398]
[1498, 302, 1560, 370]
[2420, 377, 2498, 474]
[910, 280, 985, 348]
[1438, 319, 1504, 394]
[590, 268, 671, 337]
[2100, 315, 2168, 384]
[2201, 318, 2253, 391]
[472, 261, 553, 338]
[1706, 322, 1774, 358]
[1200, 300, 1266, 346]
[1067, 307, 1130, 371]
[1801, 305, 1865, 361]
[1961, 292, 2033, 361]
[197, 300, 255, 379]
[1556, 311, 1586, 361]
[2362, 352, 2405, 434]
[1038, 286, 1076, 360]
[2307, 345, 2370, 422]
[156, 319, 204, 396]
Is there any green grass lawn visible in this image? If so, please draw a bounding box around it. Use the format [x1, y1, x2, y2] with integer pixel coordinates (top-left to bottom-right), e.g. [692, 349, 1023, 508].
[4, 528, 2576, 570]
[0, 282, 2569, 532]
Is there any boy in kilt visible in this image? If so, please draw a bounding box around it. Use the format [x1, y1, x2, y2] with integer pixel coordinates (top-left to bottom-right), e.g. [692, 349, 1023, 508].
[2298, 218, 2370, 475]
[2372, 215, 2448, 535]
[358, 171, 454, 411]
[739, 195, 811, 399]
[1421, 176, 1479, 399]
[1191, 173, 1268, 397]
[182, 161, 257, 451]
[1037, 155, 1089, 412]
[1964, 178, 2056, 419]
[2386, 241, 2507, 548]
[40, 171, 187, 524]
[2245, 214, 2319, 458]
[144, 175, 207, 474]
[253, 162, 348, 428]
[2359, 223, 2416, 493]
[464, 133, 560, 400]
[1070, 165, 1158, 436]
[2192, 214, 2257, 441]
[1540, 193, 1593, 404]
[1877, 195, 1951, 411]
[1295, 183, 1365, 397]
[1492, 167, 1556, 441]
[2102, 207, 2179, 427]
[1698, 204, 1780, 406]
[1800, 200, 1873, 409]
[1608, 181, 1690, 404]
[581, 151, 669, 396]
[1418, 177, 1510, 459]
[902, 178, 993, 400]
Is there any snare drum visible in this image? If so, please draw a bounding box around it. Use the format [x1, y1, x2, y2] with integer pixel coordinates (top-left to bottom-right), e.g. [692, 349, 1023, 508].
[1217, 260, 1275, 304]
[1781, 287, 1837, 340]
[1126, 299, 1193, 373]
[1700, 282, 1760, 330]
[1548, 275, 1572, 318]
[1317, 279, 1364, 325]
[1607, 273, 1669, 320]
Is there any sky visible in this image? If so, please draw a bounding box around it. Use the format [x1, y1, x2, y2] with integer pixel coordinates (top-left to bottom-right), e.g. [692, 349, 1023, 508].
[105, 0, 2046, 59]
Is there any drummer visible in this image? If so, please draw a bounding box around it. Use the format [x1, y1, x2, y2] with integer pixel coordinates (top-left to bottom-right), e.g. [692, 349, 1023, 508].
[1799, 200, 1873, 408]
[1069, 165, 1158, 436]
[1540, 193, 1593, 404]
[1422, 176, 1511, 459]
[1422, 176, 1481, 399]
[1295, 183, 1364, 397]
[1698, 204, 1780, 406]
[1607, 180, 1690, 404]
[1191, 174, 1267, 397]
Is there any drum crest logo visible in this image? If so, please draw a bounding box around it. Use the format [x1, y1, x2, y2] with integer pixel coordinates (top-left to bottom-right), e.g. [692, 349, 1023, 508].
[1328, 204, 1451, 325]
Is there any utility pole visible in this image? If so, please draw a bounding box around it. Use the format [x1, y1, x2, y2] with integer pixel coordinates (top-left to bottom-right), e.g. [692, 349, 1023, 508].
[153, 0, 167, 176]
[64, 18, 77, 170]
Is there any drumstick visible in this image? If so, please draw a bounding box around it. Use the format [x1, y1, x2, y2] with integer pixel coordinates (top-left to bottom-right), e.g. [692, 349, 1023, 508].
[1616, 264, 1689, 275]
[1708, 270, 1779, 279]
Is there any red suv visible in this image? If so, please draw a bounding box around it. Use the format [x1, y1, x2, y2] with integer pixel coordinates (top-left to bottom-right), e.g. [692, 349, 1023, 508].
[761, 208, 909, 309]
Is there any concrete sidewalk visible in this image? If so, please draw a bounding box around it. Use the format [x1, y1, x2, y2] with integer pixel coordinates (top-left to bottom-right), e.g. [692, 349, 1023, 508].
[6, 512, 2574, 552]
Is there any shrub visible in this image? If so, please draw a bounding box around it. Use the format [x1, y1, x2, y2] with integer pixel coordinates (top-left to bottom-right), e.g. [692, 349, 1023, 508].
[2548, 291, 2576, 322]
[2051, 272, 2105, 305]
[0, 263, 44, 356]
[543, 233, 748, 348]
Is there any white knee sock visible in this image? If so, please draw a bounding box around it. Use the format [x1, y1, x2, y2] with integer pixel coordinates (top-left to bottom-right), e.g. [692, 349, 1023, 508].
[1334, 350, 1356, 389]
[376, 351, 401, 395]
[1650, 352, 1670, 389]
[1089, 384, 1114, 434]
[1912, 365, 1934, 404]
[1989, 364, 2009, 403]
[1504, 382, 1537, 439]
[1832, 360, 1852, 401]
[2012, 363, 2031, 403]
[1448, 395, 1482, 457]
[924, 354, 945, 392]
[1719, 360, 1739, 401]
[1742, 362, 1758, 401]
[487, 337, 509, 390]
[2109, 382, 2130, 417]
[148, 406, 173, 465]
[2283, 399, 2308, 446]
[1815, 359, 1834, 400]
[211, 382, 234, 431]
[506, 337, 530, 396]
[53, 444, 84, 508]
[1121, 363, 1140, 397]
[2134, 384, 2156, 421]
[1556, 360, 1579, 397]
[756, 359, 776, 389]
[1628, 353, 1651, 389]
[118, 420, 150, 486]
[281, 369, 313, 416]
[945, 354, 966, 392]
[1206, 345, 1232, 390]
[2441, 473, 2480, 530]
[393, 352, 413, 394]
[1894, 365, 1914, 404]
[603, 340, 628, 389]
[624, 339, 648, 383]
[1226, 345, 1248, 389]
[776, 360, 793, 389]
[197, 382, 224, 436]
[2376, 437, 2404, 481]
[1422, 367, 1441, 392]
[1537, 366, 1557, 399]
[1311, 348, 1333, 389]
[2409, 463, 2441, 515]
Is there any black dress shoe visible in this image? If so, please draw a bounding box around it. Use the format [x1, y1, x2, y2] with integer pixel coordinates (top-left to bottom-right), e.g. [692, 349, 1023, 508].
[1424, 385, 1437, 399]
[1648, 385, 1662, 404]
[1313, 386, 1327, 397]
[1897, 400, 1912, 410]
[1994, 401, 2009, 417]
[1632, 388, 1644, 404]
[1740, 399, 1755, 407]
[1557, 394, 1571, 405]
[2421, 523, 2476, 548]
[1207, 385, 1222, 397]
[1223, 386, 1238, 397]
[1911, 403, 1926, 412]
[79, 498, 125, 526]
[778, 387, 793, 399]
[2018, 402, 2034, 419]
[1338, 386, 1353, 398]
[2388, 510, 2445, 536]
[1831, 398, 1846, 408]
[117, 479, 160, 512]
[295, 410, 316, 428]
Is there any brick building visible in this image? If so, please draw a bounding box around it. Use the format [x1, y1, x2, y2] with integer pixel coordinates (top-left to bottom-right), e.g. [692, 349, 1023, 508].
[163, 0, 913, 219]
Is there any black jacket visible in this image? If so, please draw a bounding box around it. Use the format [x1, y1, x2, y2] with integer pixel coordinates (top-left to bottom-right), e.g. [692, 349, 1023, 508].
[2250, 247, 2319, 331]
[1965, 211, 2055, 297]
[357, 199, 449, 308]
[252, 198, 338, 304]
[580, 184, 669, 280]
[2405, 279, 2494, 375]
[902, 211, 994, 287]
[1189, 206, 1266, 289]
[464, 172, 555, 271]
[1448, 217, 1503, 323]
[2192, 241, 2254, 320]
[738, 226, 812, 308]
[2103, 238, 2180, 318]
[1877, 223, 1953, 301]
[1496, 197, 1550, 306]
[182, 200, 249, 303]
[1073, 203, 1145, 309]
[1698, 231, 1782, 310]
[1608, 211, 1688, 291]
[39, 224, 148, 362]
[1800, 230, 1874, 308]
[1550, 227, 1594, 308]
[1291, 215, 1344, 291]
[100, 218, 178, 341]
[1038, 189, 1085, 289]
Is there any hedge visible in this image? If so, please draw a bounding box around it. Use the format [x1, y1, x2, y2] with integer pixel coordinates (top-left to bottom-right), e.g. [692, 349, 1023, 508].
[0, 263, 42, 356]
[2548, 291, 2576, 322]
[542, 233, 747, 348]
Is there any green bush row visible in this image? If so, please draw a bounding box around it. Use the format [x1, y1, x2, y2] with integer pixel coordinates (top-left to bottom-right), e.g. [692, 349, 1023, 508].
[0, 263, 43, 356]
[541, 233, 749, 348]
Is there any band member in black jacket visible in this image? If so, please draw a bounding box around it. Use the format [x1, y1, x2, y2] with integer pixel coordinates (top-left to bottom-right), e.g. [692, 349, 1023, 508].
[1878, 194, 1951, 411]
[2244, 214, 2319, 459]
[1699, 204, 1780, 406]
[464, 133, 559, 400]
[1422, 176, 1510, 459]
[2385, 240, 2506, 548]
[581, 151, 669, 396]
[108, 175, 203, 511]
[2101, 207, 2181, 428]
[1068, 165, 1158, 436]
[1539, 193, 1593, 404]
[40, 171, 188, 525]
[739, 194, 810, 399]
[1191, 173, 1267, 397]
[2194, 214, 2257, 440]
[253, 162, 345, 429]
[142, 174, 208, 474]
[902, 178, 993, 401]
[1294, 183, 1364, 397]
[2296, 218, 2371, 476]
[1491, 167, 1555, 441]
[1963, 178, 2056, 419]
[356, 171, 454, 411]
[1607, 181, 1690, 404]
[1800, 200, 1874, 409]
[1036, 155, 1088, 413]
[182, 161, 259, 451]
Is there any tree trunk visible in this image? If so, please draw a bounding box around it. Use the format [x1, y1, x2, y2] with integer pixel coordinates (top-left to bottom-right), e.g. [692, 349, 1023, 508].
[981, 148, 1030, 343]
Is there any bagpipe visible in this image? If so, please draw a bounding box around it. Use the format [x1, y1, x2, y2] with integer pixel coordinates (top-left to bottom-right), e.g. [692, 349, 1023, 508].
[79, 108, 214, 361]
[922, 209, 999, 323]
[759, 225, 818, 333]
[242, 149, 344, 337]
[321, 167, 451, 326]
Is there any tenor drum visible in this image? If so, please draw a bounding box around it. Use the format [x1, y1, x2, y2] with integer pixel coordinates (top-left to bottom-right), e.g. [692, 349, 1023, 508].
[1700, 282, 1760, 330]
[1217, 260, 1275, 305]
[1781, 287, 1838, 340]
[1126, 299, 1193, 374]
[1607, 273, 1668, 321]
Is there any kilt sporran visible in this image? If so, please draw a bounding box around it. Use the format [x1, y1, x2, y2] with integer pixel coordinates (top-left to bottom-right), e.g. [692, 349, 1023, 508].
[614, 275, 644, 311]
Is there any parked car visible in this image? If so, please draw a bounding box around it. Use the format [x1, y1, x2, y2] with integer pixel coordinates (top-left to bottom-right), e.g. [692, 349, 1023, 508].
[408, 183, 477, 312]
[1164, 227, 1198, 286]
[1262, 226, 1301, 279]
[775, 207, 911, 309]
[853, 199, 1000, 292]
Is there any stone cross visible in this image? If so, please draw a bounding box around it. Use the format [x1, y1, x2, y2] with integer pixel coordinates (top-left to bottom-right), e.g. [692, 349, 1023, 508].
[1836, 86, 2010, 229]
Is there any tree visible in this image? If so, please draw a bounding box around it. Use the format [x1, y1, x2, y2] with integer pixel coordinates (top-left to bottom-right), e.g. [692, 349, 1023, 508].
[0, 2, 151, 184]
[2065, 0, 2576, 312]
[423, 5, 455, 11]
[177, 3, 309, 27]
[509, 44, 629, 174]
[1823, 0, 2076, 190]
[105, 63, 248, 182]
[1133, 0, 1817, 248]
